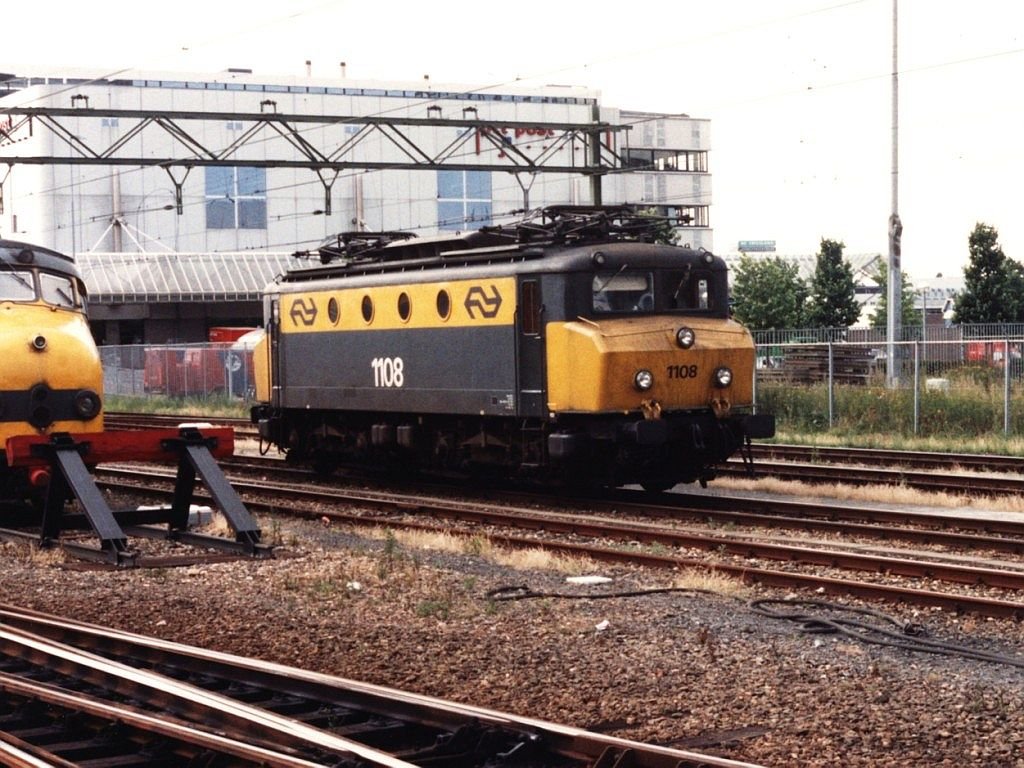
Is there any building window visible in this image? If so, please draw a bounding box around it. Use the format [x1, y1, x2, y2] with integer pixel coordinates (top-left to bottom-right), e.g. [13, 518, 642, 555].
[437, 170, 491, 230]
[673, 205, 710, 228]
[622, 149, 708, 173]
[205, 167, 267, 229]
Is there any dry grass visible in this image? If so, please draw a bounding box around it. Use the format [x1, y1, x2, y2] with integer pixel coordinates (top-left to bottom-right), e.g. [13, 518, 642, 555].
[715, 475, 1024, 514]
[26, 545, 65, 566]
[366, 526, 599, 575]
[772, 429, 1024, 457]
[492, 547, 595, 575]
[672, 568, 749, 598]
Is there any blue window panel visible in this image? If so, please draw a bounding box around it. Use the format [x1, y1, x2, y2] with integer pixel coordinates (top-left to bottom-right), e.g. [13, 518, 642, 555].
[437, 201, 466, 230]
[205, 167, 233, 197]
[237, 167, 265, 196]
[437, 171, 464, 199]
[465, 202, 492, 227]
[206, 199, 235, 229]
[465, 171, 491, 200]
[238, 199, 267, 229]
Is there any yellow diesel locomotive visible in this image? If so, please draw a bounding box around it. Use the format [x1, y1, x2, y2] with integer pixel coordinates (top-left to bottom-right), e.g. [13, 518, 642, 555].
[251, 207, 774, 490]
[0, 240, 103, 497]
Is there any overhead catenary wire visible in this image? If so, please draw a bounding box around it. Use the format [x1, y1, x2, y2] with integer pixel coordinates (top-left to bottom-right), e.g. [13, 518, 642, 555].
[11, 1, 1018, 244]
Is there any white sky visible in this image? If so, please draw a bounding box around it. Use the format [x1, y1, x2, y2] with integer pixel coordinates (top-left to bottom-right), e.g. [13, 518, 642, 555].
[3, 0, 1023, 284]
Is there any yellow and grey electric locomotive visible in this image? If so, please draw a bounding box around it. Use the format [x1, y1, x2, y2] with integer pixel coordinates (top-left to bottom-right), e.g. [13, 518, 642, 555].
[251, 206, 774, 491]
[0, 239, 103, 497]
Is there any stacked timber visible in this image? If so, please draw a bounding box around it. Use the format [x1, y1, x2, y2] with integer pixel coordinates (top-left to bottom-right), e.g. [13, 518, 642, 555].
[758, 344, 875, 384]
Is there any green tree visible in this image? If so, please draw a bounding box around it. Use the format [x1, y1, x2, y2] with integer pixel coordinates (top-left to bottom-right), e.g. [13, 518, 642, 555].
[636, 207, 679, 245]
[730, 255, 808, 329]
[806, 238, 861, 329]
[954, 223, 1024, 323]
[868, 260, 919, 329]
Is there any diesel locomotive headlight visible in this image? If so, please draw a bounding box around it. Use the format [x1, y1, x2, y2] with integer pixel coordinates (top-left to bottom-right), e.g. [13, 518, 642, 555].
[74, 389, 101, 419]
[676, 327, 695, 349]
[634, 369, 654, 391]
[713, 366, 733, 388]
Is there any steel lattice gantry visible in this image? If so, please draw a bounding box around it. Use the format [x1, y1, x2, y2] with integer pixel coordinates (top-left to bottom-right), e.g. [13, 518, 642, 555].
[0, 106, 630, 214]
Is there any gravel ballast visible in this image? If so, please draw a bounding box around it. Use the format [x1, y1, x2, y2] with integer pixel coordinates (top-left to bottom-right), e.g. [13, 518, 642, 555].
[5, 514, 1024, 768]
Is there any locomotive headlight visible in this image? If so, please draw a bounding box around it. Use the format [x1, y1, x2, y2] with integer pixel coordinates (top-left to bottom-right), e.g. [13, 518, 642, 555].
[31, 335, 47, 351]
[713, 366, 733, 388]
[675, 327, 695, 349]
[633, 369, 654, 391]
[73, 389, 101, 419]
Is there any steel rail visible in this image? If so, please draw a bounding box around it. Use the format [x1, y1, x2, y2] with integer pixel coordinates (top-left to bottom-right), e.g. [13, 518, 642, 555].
[0, 622, 421, 768]
[721, 459, 1024, 495]
[745, 443, 1024, 474]
[100, 466, 1024, 588]
[93, 467, 1024, 618]
[0, 606, 765, 768]
[0, 669, 329, 767]
[202, 458, 1024, 549]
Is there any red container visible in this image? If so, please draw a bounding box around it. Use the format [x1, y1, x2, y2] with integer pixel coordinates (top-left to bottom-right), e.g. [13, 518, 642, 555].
[208, 327, 256, 343]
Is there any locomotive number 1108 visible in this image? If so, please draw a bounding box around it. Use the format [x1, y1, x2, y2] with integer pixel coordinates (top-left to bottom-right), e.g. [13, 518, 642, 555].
[371, 356, 405, 388]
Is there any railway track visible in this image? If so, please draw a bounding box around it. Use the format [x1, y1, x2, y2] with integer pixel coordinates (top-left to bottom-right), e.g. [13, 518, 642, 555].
[746, 443, 1024, 474]
[723, 456, 1024, 495]
[93, 462, 1024, 619]
[106, 413, 1024, 495]
[106, 411, 254, 436]
[0, 604, 758, 768]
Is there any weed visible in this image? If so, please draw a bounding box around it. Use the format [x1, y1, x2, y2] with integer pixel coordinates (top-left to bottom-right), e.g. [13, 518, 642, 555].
[696, 624, 717, 662]
[416, 597, 452, 620]
[376, 529, 402, 580]
[310, 578, 337, 597]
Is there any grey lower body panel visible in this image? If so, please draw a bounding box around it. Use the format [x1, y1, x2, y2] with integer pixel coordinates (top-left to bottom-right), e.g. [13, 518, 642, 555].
[277, 326, 519, 416]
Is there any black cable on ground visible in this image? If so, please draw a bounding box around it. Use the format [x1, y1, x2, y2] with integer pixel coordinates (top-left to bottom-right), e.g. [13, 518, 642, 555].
[749, 597, 1024, 669]
[486, 584, 718, 602]
[485, 585, 1024, 669]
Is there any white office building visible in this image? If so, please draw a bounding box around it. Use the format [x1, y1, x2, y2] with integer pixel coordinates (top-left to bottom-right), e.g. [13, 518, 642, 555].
[0, 68, 713, 342]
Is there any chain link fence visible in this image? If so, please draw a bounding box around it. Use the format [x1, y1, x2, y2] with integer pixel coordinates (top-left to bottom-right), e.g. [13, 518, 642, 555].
[101, 343, 257, 402]
[101, 324, 1024, 439]
[754, 329, 1024, 437]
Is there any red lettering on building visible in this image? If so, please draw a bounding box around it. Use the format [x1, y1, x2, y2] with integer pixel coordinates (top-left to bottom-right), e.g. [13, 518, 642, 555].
[475, 126, 557, 156]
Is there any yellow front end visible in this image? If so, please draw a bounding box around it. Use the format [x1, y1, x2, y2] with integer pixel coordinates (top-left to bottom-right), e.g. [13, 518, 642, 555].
[0, 301, 104, 444]
[545, 316, 755, 414]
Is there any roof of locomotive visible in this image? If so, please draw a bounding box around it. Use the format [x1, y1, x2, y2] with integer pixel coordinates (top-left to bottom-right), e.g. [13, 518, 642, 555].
[0, 239, 83, 279]
[272, 207, 725, 292]
[273, 238, 725, 293]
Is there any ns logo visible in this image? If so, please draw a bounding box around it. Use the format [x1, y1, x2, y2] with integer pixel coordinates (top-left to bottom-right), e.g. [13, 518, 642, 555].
[463, 285, 502, 319]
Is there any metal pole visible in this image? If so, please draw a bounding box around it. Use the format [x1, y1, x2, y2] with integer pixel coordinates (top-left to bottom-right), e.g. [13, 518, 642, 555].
[589, 103, 603, 205]
[886, 0, 902, 387]
[752, 350, 759, 414]
[828, 342, 835, 429]
[1005, 338, 1011, 436]
[913, 341, 920, 434]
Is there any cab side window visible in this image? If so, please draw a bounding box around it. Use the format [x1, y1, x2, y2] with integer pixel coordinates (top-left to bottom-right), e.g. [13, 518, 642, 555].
[670, 269, 713, 311]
